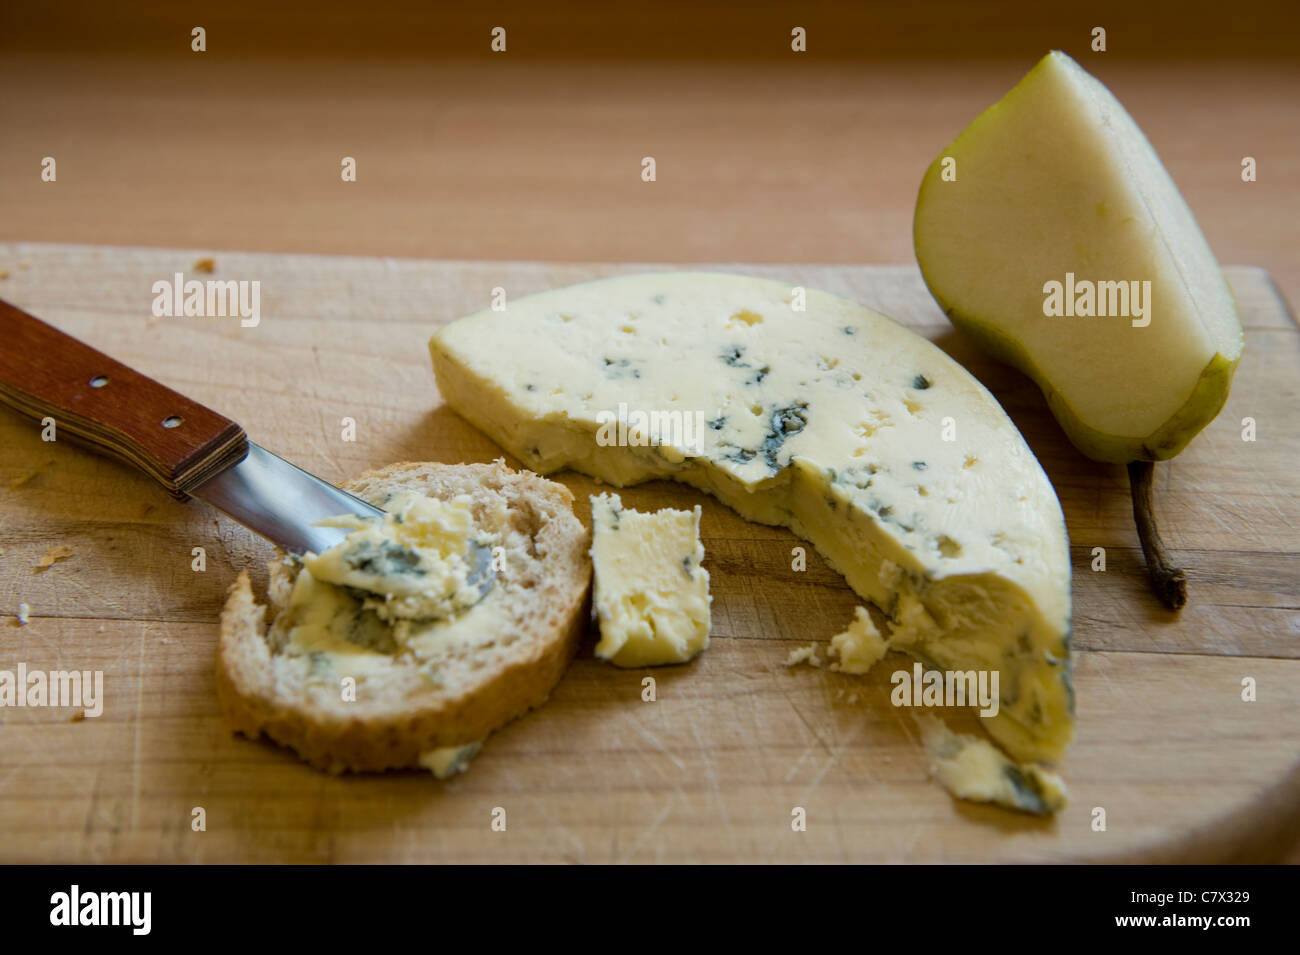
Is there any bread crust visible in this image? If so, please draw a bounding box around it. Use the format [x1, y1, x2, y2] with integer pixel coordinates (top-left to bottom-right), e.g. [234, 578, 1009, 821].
[215, 460, 591, 773]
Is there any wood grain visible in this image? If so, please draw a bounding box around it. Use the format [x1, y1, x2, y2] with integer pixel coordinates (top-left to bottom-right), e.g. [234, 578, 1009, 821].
[0, 243, 1296, 863]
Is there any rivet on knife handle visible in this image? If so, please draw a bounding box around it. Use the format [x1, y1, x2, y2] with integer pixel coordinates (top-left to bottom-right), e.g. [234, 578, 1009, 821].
[0, 298, 248, 498]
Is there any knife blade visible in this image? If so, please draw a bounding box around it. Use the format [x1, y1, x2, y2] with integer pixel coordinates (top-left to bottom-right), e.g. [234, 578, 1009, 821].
[191, 442, 383, 554]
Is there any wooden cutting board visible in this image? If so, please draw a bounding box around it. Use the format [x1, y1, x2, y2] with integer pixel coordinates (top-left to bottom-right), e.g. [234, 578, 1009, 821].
[1, 242, 1296, 864]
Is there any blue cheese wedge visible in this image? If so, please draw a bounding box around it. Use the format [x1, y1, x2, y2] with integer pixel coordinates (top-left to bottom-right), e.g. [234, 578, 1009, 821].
[430, 272, 1073, 765]
[917, 715, 1067, 815]
[589, 493, 711, 667]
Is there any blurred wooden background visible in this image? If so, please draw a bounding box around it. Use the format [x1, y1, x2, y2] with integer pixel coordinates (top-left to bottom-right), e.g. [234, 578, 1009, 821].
[0, 0, 1297, 863]
[0, 1, 1296, 303]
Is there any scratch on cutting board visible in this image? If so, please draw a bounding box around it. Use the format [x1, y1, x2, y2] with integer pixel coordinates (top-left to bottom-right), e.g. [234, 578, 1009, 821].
[498, 761, 587, 862]
[306, 346, 345, 479]
[536, 801, 587, 863]
[760, 750, 844, 865]
[765, 677, 852, 862]
[0, 744, 34, 798]
[776, 679, 836, 781]
[687, 711, 739, 856]
[130, 623, 146, 831]
[307, 417, 345, 481]
[82, 764, 104, 839]
[1, 629, 109, 843]
[792, 756, 838, 819]
[614, 798, 674, 865]
[39, 571, 104, 614]
[9, 612, 61, 660]
[619, 708, 686, 773]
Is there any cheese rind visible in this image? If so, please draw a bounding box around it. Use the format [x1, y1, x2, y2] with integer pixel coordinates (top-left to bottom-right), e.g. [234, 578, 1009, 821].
[430, 272, 1073, 762]
[589, 493, 712, 667]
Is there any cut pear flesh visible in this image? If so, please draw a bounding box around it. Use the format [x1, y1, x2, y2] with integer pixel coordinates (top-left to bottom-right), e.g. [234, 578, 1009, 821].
[914, 51, 1243, 462]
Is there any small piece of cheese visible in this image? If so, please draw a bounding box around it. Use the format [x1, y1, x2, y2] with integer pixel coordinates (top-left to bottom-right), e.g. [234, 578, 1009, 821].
[827, 606, 889, 674]
[785, 643, 824, 668]
[304, 492, 482, 623]
[590, 493, 712, 667]
[16, 603, 30, 625]
[418, 741, 483, 779]
[917, 714, 1067, 815]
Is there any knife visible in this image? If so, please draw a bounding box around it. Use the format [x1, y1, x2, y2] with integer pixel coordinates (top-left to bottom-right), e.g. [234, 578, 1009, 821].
[0, 297, 387, 556]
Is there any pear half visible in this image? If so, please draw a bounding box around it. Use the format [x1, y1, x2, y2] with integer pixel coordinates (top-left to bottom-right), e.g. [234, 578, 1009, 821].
[914, 51, 1243, 464]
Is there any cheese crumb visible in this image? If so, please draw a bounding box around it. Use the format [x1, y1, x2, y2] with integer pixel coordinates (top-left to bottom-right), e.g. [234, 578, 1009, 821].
[916, 714, 1067, 815]
[193, 257, 216, 273]
[33, 545, 73, 573]
[419, 741, 482, 779]
[827, 606, 890, 674]
[785, 643, 823, 668]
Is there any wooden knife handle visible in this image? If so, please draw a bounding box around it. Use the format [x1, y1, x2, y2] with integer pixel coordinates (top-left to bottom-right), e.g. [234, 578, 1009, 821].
[0, 298, 247, 498]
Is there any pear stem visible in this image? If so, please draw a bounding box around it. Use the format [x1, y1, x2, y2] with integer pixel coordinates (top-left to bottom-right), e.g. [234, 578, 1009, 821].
[1127, 460, 1187, 610]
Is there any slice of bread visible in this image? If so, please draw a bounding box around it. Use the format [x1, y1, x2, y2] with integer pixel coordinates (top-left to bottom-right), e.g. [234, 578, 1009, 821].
[216, 460, 591, 774]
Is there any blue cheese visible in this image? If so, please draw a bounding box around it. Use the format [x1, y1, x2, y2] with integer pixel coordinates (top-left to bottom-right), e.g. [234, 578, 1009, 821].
[917, 715, 1067, 815]
[279, 566, 398, 680]
[303, 492, 482, 623]
[277, 492, 504, 680]
[828, 607, 890, 674]
[589, 493, 711, 667]
[418, 741, 483, 779]
[430, 273, 1073, 764]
